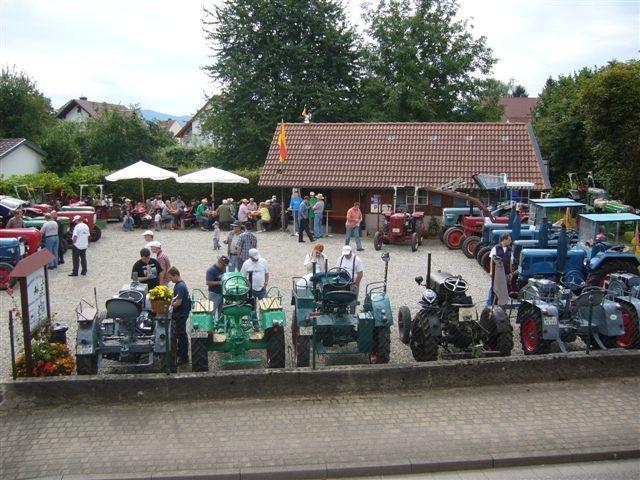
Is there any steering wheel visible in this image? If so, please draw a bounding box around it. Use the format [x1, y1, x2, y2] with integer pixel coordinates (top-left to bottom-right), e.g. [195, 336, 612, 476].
[118, 290, 144, 303]
[560, 270, 586, 291]
[326, 267, 351, 288]
[607, 244, 626, 252]
[443, 276, 468, 294]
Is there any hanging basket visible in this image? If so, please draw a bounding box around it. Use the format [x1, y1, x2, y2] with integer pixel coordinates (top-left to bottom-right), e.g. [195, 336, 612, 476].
[150, 299, 170, 315]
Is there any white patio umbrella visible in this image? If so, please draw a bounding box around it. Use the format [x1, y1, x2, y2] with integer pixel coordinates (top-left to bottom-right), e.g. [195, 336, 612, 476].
[176, 166, 249, 203]
[105, 160, 178, 201]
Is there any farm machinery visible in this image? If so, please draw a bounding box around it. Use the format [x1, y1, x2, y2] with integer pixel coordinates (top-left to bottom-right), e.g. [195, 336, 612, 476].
[374, 210, 425, 252]
[0, 228, 42, 289]
[398, 253, 513, 361]
[605, 273, 640, 349]
[567, 172, 634, 214]
[291, 253, 393, 367]
[188, 272, 286, 370]
[75, 281, 175, 374]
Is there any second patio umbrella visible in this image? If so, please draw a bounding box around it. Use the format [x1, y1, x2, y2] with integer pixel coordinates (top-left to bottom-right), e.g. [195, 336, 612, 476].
[105, 160, 178, 202]
[175, 166, 249, 203]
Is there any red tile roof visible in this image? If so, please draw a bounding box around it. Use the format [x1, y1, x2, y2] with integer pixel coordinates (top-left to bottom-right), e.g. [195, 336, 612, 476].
[259, 122, 550, 190]
[0, 138, 45, 159]
[499, 97, 539, 123]
[56, 98, 133, 119]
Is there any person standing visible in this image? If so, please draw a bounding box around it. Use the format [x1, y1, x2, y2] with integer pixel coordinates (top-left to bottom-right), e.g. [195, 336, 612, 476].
[344, 201, 363, 251]
[487, 233, 512, 307]
[69, 215, 90, 276]
[236, 225, 257, 271]
[206, 255, 230, 316]
[237, 199, 250, 225]
[308, 192, 316, 234]
[6, 209, 25, 228]
[269, 196, 282, 230]
[336, 245, 364, 313]
[224, 222, 242, 272]
[212, 222, 222, 250]
[313, 193, 325, 238]
[40, 213, 59, 269]
[289, 189, 302, 235]
[240, 248, 269, 299]
[131, 248, 162, 289]
[173, 195, 187, 230]
[216, 199, 233, 230]
[51, 211, 65, 265]
[298, 196, 314, 243]
[167, 267, 191, 366]
[150, 242, 171, 285]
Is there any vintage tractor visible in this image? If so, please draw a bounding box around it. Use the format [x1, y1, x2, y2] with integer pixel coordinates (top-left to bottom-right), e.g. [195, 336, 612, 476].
[75, 281, 174, 374]
[71, 184, 121, 222]
[439, 206, 481, 242]
[22, 217, 71, 255]
[398, 253, 513, 361]
[188, 272, 286, 370]
[604, 273, 640, 349]
[56, 210, 102, 242]
[516, 278, 624, 354]
[374, 211, 425, 251]
[291, 253, 393, 367]
[0, 238, 26, 289]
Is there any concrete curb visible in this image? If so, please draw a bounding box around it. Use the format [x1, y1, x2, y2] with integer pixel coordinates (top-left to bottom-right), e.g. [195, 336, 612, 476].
[2, 350, 639, 410]
[27, 446, 640, 480]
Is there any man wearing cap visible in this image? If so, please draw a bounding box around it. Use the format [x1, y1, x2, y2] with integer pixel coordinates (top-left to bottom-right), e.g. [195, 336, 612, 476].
[313, 193, 325, 238]
[150, 242, 171, 285]
[336, 245, 363, 313]
[241, 248, 269, 299]
[195, 198, 212, 231]
[69, 215, 90, 276]
[236, 224, 257, 271]
[40, 212, 59, 269]
[298, 196, 315, 243]
[142, 230, 157, 259]
[237, 199, 249, 225]
[224, 222, 243, 271]
[206, 255, 230, 316]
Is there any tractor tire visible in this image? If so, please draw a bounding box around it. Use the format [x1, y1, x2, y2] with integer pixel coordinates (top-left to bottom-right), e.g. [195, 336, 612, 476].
[438, 225, 447, 243]
[616, 301, 640, 349]
[369, 326, 391, 364]
[0, 262, 16, 290]
[409, 310, 438, 361]
[397, 305, 412, 345]
[480, 308, 513, 356]
[292, 313, 310, 367]
[473, 242, 485, 260]
[585, 260, 638, 288]
[411, 232, 419, 252]
[266, 325, 285, 368]
[89, 225, 102, 242]
[480, 251, 491, 273]
[476, 246, 491, 264]
[76, 354, 98, 375]
[517, 306, 550, 355]
[461, 236, 481, 259]
[373, 231, 382, 251]
[190, 337, 209, 372]
[443, 227, 464, 250]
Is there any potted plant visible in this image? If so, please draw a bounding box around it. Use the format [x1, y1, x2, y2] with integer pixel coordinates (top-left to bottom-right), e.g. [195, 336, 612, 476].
[14, 329, 75, 377]
[149, 285, 173, 314]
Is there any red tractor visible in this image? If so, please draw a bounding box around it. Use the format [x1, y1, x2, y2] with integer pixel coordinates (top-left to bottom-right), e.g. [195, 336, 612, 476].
[56, 210, 102, 242]
[373, 211, 426, 252]
[0, 228, 42, 289]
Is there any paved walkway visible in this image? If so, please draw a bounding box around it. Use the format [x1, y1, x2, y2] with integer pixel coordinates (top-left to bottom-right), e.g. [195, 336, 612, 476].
[1, 377, 639, 480]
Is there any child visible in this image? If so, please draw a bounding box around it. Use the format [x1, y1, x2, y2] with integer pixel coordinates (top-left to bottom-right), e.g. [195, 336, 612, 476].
[154, 210, 162, 231]
[212, 222, 221, 250]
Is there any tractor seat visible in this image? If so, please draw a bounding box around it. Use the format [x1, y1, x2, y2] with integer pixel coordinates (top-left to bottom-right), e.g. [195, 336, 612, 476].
[105, 297, 141, 320]
[323, 290, 357, 307]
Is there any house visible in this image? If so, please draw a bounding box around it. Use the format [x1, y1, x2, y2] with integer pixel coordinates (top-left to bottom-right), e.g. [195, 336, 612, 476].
[57, 96, 133, 121]
[158, 119, 182, 137]
[498, 97, 539, 123]
[0, 138, 45, 177]
[175, 99, 215, 147]
[259, 122, 550, 233]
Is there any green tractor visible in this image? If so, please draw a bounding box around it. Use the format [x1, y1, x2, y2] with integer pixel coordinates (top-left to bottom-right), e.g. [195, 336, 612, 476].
[188, 272, 286, 370]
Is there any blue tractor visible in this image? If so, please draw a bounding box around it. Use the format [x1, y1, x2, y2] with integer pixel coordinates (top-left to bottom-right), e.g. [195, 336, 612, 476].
[0, 237, 26, 289]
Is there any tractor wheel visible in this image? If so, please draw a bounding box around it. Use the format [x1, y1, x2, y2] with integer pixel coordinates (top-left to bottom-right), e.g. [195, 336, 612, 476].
[397, 305, 412, 345]
[292, 313, 310, 367]
[517, 306, 550, 355]
[438, 225, 447, 243]
[369, 326, 391, 364]
[411, 232, 419, 252]
[614, 301, 640, 349]
[373, 231, 382, 251]
[266, 325, 285, 368]
[0, 262, 16, 290]
[462, 236, 481, 259]
[409, 310, 438, 361]
[480, 251, 491, 273]
[586, 260, 638, 288]
[480, 308, 513, 356]
[76, 354, 98, 375]
[443, 227, 464, 250]
[89, 225, 102, 242]
[476, 246, 491, 264]
[190, 337, 209, 372]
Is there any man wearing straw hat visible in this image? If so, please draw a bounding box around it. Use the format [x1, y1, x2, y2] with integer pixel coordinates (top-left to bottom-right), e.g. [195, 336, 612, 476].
[313, 193, 325, 238]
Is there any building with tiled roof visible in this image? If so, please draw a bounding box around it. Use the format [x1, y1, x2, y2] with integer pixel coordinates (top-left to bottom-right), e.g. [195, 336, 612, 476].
[259, 122, 549, 232]
[0, 138, 45, 177]
[57, 96, 134, 121]
[158, 118, 182, 137]
[498, 97, 539, 123]
[175, 98, 216, 147]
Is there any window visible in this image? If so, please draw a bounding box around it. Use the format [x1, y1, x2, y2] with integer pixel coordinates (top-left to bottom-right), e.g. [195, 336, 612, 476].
[397, 188, 430, 207]
[430, 193, 441, 207]
[453, 197, 469, 208]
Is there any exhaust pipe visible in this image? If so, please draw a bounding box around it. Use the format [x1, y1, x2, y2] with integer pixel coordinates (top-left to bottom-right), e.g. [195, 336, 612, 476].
[426, 252, 432, 289]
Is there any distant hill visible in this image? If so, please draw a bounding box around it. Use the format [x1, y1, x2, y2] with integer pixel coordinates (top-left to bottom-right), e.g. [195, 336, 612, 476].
[140, 109, 191, 125]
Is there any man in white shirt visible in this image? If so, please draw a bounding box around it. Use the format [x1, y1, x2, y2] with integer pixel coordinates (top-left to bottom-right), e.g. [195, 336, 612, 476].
[69, 215, 90, 277]
[237, 199, 249, 224]
[336, 245, 363, 312]
[142, 230, 157, 259]
[240, 248, 269, 299]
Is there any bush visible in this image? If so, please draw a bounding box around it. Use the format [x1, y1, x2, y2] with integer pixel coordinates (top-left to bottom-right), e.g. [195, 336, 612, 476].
[0, 171, 64, 196]
[61, 164, 110, 195]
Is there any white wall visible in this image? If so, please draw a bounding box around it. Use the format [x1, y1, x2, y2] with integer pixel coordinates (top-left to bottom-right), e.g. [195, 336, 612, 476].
[0, 146, 44, 177]
[62, 106, 91, 122]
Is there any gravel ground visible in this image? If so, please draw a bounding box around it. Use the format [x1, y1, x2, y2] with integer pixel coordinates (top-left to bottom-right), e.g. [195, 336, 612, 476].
[1, 224, 524, 377]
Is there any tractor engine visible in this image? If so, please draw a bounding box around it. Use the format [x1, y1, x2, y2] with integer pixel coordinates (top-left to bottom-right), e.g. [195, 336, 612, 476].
[386, 213, 409, 237]
[429, 270, 471, 306]
[607, 273, 640, 298]
[525, 278, 558, 303]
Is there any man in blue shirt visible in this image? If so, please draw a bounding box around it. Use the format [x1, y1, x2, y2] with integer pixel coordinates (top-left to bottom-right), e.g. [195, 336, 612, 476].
[298, 195, 315, 243]
[289, 189, 302, 235]
[167, 267, 191, 366]
[205, 255, 230, 316]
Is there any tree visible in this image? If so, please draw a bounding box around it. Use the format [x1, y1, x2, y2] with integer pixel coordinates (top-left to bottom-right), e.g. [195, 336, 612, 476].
[361, 0, 497, 122]
[40, 120, 84, 174]
[532, 68, 595, 183]
[201, 0, 362, 167]
[0, 66, 53, 142]
[511, 84, 528, 97]
[579, 60, 640, 205]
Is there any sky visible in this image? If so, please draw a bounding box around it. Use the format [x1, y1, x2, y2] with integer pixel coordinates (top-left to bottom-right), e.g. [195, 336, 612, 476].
[0, 0, 638, 117]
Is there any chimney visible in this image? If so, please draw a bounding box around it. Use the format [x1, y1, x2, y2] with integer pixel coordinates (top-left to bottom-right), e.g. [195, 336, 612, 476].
[79, 96, 88, 101]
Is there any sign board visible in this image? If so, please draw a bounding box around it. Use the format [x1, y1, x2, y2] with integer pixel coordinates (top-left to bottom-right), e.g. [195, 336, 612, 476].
[381, 204, 393, 213]
[371, 194, 381, 213]
[26, 269, 48, 333]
